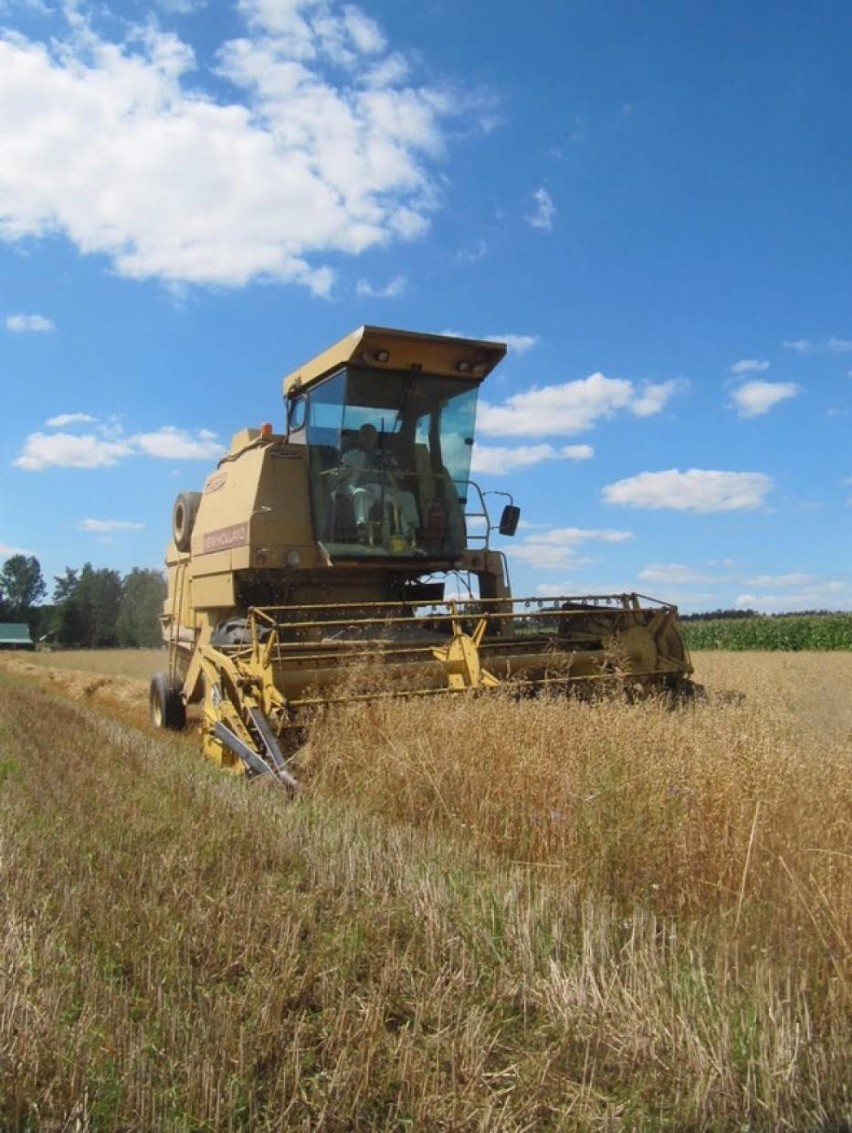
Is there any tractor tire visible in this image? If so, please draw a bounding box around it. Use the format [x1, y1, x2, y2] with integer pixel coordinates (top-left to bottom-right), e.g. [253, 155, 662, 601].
[150, 671, 187, 730]
[172, 491, 202, 553]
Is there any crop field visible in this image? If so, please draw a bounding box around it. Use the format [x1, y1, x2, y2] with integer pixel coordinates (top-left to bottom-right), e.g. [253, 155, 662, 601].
[681, 612, 852, 651]
[0, 650, 849, 1130]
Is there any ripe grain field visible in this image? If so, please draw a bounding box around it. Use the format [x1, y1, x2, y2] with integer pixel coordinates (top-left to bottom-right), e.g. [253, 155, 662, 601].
[0, 650, 849, 1131]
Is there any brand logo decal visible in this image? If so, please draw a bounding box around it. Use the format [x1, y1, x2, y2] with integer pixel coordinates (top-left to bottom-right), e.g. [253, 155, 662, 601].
[202, 523, 249, 553]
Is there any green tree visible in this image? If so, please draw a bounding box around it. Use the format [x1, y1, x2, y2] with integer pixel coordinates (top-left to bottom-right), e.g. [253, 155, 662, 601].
[52, 568, 84, 646]
[51, 564, 122, 647]
[0, 555, 46, 615]
[1, 555, 46, 636]
[117, 568, 166, 647]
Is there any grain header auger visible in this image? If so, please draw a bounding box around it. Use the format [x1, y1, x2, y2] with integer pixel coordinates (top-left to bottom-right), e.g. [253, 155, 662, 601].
[150, 326, 697, 788]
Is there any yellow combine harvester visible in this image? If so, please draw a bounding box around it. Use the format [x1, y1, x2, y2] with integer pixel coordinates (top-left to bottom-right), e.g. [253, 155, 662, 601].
[150, 326, 695, 787]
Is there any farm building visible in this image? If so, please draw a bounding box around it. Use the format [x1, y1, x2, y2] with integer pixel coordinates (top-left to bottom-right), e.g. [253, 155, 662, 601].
[0, 623, 34, 650]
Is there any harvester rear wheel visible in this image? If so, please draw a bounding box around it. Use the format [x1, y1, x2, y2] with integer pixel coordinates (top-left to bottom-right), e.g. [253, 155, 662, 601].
[150, 671, 187, 730]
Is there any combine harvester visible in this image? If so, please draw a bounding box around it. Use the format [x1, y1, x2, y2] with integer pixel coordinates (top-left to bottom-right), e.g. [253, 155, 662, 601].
[150, 327, 696, 788]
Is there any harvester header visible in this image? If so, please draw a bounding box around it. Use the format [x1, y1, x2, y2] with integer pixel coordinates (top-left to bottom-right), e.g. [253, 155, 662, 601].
[151, 325, 696, 787]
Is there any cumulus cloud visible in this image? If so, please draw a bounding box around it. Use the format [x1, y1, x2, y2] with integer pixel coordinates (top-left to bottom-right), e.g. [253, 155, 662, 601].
[132, 426, 221, 460]
[470, 443, 556, 475]
[729, 358, 770, 375]
[602, 469, 773, 513]
[0, 1, 470, 293]
[731, 380, 798, 418]
[561, 444, 593, 460]
[13, 423, 223, 470]
[78, 518, 145, 532]
[471, 440, 595, 475]
[478, 373, 681, 438]
[5, 313, 55, 332]
[14, 432, 133, 470]
[632, 379, 683, 417]
[510, 526, 632, 571]
[525, 187, 555, 231]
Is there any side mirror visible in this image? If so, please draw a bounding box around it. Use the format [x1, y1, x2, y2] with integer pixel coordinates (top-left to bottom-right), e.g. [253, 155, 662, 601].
[498, 504, 520, 537]
[287, 395, 306, 433]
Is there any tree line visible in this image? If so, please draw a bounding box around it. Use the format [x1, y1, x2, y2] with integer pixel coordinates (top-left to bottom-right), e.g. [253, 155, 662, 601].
[0, 554, 165, 648]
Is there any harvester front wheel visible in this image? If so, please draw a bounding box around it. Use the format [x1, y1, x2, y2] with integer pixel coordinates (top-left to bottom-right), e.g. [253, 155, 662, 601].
[149, 671, 187, 731]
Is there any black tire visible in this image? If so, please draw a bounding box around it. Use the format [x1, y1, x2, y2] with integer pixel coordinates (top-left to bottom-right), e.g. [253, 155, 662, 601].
[150, 671, 187, 730]
[173, 491, 202, 553]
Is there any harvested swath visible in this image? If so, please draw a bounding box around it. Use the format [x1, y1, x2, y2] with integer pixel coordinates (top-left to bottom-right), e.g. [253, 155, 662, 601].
[0, 653, 849, 1129]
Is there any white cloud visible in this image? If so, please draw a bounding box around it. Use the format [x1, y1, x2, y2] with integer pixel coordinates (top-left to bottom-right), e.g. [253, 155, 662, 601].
[13, 424, 223, 470]
[525, 187, 555, 231]
[0, 2, 468, 293]
[730, 380, 798, 418]
[355, 275, 407, 298]
[471, 441, 595, 475]
[470, 443, 556, 475]
[535, 580, 638, 599]
[510, 526, 632, 571]
[45, 412, 96, 427]
[783, 336, 852, 354]
[735, 581, 847, 613]
[78, 518, 145, 532]
[533, 527, 632, 545]
[487, 333, 539, 356]
[442, 330, 539, 355]
[478, 372, 681, 438]
[639, 563, 719, 585]
[13, 432, 133, 470]
[0, 540, 36, 557]
[561, 444, 593, 460]
[154, 0, 207, 12]
[5, 313, 55, 333]
[632, 379, 684, 417]
[729, 358, 770, 375]
[603, 469, 773, 513]
[131, 426, 222, 460]
[744, 572, 814, 588]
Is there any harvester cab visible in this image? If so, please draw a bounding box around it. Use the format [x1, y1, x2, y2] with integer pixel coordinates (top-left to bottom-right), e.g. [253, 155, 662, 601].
[151, 326, 696, 787]
[286, 326, 508, 562]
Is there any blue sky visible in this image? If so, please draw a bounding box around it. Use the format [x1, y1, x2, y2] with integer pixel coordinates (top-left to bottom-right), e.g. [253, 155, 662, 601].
[1, 0, 850, 613]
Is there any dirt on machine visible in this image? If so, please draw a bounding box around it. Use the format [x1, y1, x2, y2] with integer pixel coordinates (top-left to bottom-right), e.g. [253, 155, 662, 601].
[150, 326, 697, 788]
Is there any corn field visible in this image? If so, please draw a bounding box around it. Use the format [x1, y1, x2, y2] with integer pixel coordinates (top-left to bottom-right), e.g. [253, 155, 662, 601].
[681, 611, 852, 650]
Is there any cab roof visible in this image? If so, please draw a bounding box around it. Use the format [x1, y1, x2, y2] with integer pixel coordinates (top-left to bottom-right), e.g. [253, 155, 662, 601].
[283, 326, 507, 397]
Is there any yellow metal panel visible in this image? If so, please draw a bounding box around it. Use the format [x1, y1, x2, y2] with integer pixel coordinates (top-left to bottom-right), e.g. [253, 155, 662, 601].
[283, 326, 507, 396]
[190, 572, 236, 609]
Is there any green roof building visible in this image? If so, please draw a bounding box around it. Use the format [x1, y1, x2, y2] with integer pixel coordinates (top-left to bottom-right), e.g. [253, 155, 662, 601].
[0, 623, 34, 650]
